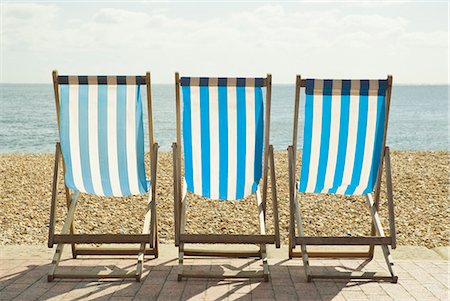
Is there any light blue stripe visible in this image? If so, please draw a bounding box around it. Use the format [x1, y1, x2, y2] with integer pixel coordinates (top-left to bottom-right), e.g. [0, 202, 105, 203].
[363, 95, 386, 194]
[116, 85, 130, 196]
[218, 86, 228, 199]
[135, 85, 147, 193]
[328, 94, 350, 194]
[299, 93, 314, 192]
[236, 86, 246, 199]
[182, 86, 194, 192]
[59, 85, 76, 191]
[345, 93, 369, 195]
[314, 93, 332, 193]
[78, 85, 95, 194]
[97, 85, 113, 196]
[252, 87, 264, 193]
[200, 86, 211, 198]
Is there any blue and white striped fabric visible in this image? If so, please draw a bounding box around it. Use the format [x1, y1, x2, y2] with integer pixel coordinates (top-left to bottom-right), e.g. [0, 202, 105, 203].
[58, 76, 148, 197]
[181, 77, 265, 200]
[299, 79, 388, 196]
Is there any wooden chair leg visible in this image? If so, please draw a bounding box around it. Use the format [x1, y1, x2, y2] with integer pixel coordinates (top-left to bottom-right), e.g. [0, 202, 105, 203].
[366, 194, 397, 283]
[48, 192, 79, 282]
[177, 182, 187, 281]
[256, 187, 269, 282]
[293, 189, 312, 282]
[269, 145, 280, 248]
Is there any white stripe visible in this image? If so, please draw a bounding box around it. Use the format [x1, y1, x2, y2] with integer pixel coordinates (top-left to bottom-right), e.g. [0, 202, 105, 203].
[244, 87, 256, 197]
[353, 95, 379, 194]
[227, 87, 237, 200]
[87, 85, 104, 196]
[68, 85, 85, 192]
[305, 94, 323, 192]
[190, 86, 202, 196]
[107, 85, 122, 196]
[209, 87, 220, 199]
[336, 94, 360, 194]
[321, 94, 341, 193]
[126, 85, 140, 195]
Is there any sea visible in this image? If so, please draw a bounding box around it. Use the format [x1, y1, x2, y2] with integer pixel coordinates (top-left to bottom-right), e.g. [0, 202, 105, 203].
[0, 84, 448, 153]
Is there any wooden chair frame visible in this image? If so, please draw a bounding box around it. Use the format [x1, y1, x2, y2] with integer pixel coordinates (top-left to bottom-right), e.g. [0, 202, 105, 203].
[172, 73, 280, 282]
[47, 71, 159, 282]
[288, 75, 398, 283]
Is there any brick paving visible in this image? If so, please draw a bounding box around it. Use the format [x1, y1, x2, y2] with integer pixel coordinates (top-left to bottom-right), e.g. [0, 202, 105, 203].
[0, 246, 448, 300]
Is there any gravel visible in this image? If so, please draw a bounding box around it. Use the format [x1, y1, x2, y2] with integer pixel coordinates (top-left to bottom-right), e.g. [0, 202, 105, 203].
[0, 151, 448, 248]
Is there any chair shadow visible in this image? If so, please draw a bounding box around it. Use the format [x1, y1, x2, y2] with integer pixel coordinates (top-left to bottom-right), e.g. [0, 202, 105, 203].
[0, 255, 391, 300]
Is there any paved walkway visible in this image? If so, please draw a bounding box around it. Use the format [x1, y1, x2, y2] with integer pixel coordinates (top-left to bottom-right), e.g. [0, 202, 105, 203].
[0, 245, 448, 300]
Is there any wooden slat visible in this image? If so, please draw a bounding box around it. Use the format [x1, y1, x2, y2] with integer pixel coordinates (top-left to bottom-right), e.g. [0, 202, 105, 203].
[75, 248, 156, 256]
[53, 234, 151, 244]
[261, 74, 272, 215]
[179, 270, 265, 280]
[291, 251, 371, 259]
[296, 236, 391, 246]
[180, 234, 275, 244]
[183, 249, 260, 258]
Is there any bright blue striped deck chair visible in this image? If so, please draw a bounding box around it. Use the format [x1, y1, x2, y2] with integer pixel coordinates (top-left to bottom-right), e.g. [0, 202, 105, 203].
[48, 71, 159, 282]
[288, 75, 397, 283]
[173, 73, 280, 281]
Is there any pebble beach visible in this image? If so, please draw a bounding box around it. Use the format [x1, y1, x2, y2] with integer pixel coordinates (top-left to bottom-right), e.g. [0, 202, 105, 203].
[0, 151, 448, 248]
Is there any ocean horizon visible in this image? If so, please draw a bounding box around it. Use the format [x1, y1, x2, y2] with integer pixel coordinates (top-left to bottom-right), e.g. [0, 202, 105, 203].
[0, 83, 448, 153]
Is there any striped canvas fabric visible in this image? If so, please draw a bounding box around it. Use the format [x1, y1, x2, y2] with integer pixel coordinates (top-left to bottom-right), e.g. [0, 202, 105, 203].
[181, 77, 265, 200]
[299, 79, 388, 196]
[58, 76, 148, 197]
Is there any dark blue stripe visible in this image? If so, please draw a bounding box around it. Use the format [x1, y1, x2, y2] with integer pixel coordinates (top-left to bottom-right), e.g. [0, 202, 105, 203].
[236, 86, 246, 199]
[116, 85, 131, 196]
[182, 86, 194, 192]
[328, 81, 351, 194]
[305, 79, 315, 95]
[97, 85, 113, 196]
[363, 94, 386, 194]
[78, 85, 95, 194]
[200, 85, 211, 198]
[180, 77, 190, 86]
[252, 87, 264, 193]
[59, 85, 76, 190]
[345, 81, 369, 195]
[299, 82, 314, 192]
[218, 86, 229, 199]
[135, 85, 147, 193]
[314, 80, 332, 193]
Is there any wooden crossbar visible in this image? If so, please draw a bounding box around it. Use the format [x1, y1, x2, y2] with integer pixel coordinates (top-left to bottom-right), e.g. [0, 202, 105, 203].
[179, 270, 265, 280]
[53, 234, 152, 244]
[180, 234, 275, 244]
[311, 271, 398, 282]
[183, 249, 261, 258]
[296, 236, 392, 246]
[291, 251, 371, 258]
[75, 247, 157, 256]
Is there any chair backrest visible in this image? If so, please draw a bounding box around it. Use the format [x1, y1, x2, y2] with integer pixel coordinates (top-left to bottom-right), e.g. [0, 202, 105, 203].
[54, 74, 150, 197]
[296, 77, 392, 195]
[179, 77, 269, 200]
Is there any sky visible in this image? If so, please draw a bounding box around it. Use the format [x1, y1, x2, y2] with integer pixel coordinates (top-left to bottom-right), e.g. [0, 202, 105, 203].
[1, 1, 449, 84]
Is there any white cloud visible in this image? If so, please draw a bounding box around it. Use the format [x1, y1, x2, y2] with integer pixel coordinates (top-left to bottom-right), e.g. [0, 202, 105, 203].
[1, 3, 448, 83]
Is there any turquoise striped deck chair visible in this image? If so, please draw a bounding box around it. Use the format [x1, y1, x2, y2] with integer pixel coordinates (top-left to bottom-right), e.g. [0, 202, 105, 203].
[173, 74, 280, 281]
[47, 71, 159, 282]
[288, 75, 397, 283]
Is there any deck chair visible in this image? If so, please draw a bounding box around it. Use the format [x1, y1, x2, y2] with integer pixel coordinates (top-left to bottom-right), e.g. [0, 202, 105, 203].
[47, 71, 159, 282]
[173, 74, 280, 281]
[288, 75, 397, 283]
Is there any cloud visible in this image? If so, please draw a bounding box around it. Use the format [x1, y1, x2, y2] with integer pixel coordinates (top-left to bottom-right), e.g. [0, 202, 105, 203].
[1, 3, 448, 83]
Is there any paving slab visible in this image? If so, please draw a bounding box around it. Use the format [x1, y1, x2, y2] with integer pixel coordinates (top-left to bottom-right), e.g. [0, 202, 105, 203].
[0, 245, 449, 300]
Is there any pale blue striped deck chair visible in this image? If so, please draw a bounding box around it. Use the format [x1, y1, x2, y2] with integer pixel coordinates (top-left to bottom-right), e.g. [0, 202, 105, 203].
[48, 71, 159, 282]
[288, 75, 397, 283]
[173, 73, 280, 281]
